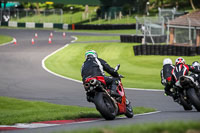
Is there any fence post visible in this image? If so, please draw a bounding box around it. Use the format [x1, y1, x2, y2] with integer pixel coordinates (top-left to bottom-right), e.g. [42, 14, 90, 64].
[187, 17, 192, 45]
[135, 16, 138, 35]
[167, 17, 169, 44]
[26, 10, 28, 22]
[0, 9, 2, 21]
[60, 9, 63, 23]
[17, 9, 19, 21]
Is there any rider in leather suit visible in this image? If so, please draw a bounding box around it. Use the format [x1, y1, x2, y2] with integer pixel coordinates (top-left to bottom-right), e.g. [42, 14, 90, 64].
[171, 57, 200, 101]
[81, 50, 120, 100]
[161, 58, 174, 96]
[191, 61, 200, 87]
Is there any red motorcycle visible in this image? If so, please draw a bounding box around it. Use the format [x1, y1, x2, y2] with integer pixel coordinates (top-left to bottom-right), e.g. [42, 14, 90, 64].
[83, 64, 133, 120]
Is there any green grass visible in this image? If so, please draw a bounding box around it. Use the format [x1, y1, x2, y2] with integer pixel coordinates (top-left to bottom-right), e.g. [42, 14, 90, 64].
[0, 35, 13, 45]
[45, 37, 200, 89]
[68, 29, 137, 34]
[10, 12, 137, 24]
[75, 35, 120, 42]
[0, 96, 155, 125]
[60, 121, 200, 133]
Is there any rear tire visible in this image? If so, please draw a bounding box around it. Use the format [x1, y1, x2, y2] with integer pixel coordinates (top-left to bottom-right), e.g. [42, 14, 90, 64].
[94, 92, 117, 120]
[187, 88, 200, 112]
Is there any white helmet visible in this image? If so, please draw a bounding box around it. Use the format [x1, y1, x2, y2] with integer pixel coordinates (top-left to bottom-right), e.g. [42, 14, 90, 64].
[85, 50, 97, 59]
[192, 61, 200, 67]
[163, 58, 172, 66]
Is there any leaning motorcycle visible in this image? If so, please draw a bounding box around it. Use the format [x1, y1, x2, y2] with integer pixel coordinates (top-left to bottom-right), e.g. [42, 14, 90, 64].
[83, 64, 134, 120]
[173, 75, 200, 111]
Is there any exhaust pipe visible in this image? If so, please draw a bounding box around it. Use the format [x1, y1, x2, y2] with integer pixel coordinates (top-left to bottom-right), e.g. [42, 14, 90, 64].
[90, 79, 97, 85]
[84, 83, 90, 91]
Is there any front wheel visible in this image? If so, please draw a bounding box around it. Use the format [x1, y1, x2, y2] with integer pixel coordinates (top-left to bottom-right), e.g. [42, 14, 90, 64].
[125, 103, 134, 118]
[179, 95, 193, 111]
[187, 88, 200, 112]
[94, 92, 117, 120]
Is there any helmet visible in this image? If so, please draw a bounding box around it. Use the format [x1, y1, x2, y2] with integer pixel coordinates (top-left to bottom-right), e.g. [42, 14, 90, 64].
[163, 58, 172, 66]
[192, 61, 200, 67]
[85, 50, 97, 59]
[175, 57, 185, 65]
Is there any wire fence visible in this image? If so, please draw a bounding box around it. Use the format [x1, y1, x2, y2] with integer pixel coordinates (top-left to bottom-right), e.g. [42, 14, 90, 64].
[135, 16, 165, 44]
[0, 8, 63, 23]
[0, 8, 136, 24]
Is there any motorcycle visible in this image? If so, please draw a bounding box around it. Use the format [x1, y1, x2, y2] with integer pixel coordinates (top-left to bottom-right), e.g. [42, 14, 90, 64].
[83, 64, 134, 120]
[172, 75, 200, 111]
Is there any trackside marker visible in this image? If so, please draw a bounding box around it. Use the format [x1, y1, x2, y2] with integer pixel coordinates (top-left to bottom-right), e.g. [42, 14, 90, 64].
[0, 118, 99, 131]
[35, 33, 38, 38]
[13, 38, 17, 45]
[31, 38, 35, 45]
[50, 32, 53, 38]
[63, 32, 66, 38]
[48, 37, 52, 44]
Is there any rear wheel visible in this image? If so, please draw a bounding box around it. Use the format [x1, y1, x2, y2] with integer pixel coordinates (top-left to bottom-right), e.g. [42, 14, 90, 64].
[187, 88, 200, 111]
[94, 92, 117, 120]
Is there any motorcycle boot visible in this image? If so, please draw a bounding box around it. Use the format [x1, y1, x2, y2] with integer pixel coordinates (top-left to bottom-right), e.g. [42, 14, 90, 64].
[126, 98, 133, 112]
[171, 93, 179, 103]
[110, 83, 121, 97]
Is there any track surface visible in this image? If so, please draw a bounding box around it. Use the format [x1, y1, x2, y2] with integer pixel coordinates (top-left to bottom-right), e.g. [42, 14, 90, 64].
[0, 29, 200, 133]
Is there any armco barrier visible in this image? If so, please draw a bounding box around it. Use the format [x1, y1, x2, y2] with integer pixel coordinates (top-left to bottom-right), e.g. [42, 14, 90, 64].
[0, 21, 68, 29]
[133, 45, 199, 56]
[120, 35, 166, 43]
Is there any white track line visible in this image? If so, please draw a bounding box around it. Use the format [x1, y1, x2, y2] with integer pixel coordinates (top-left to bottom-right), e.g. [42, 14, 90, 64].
[41, 36, 163, 92]
[42, 36, 82, 84]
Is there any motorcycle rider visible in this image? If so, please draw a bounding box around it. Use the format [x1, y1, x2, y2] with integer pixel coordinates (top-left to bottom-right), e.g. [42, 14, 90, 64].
[160, 58, 175, 97]
[172, 57, 200, 83]
[81, 50, 121, 101]
[191, 61, 200, 87]
[171, 58, 200, 97]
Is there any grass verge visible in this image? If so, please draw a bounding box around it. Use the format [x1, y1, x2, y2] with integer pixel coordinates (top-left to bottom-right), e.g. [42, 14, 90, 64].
[0, 35, 13, 45]
[66, 29, 137, 34]
[44, 36, 200, 89]
[0, 96, 155, 125]
[61, 121, 200, 133]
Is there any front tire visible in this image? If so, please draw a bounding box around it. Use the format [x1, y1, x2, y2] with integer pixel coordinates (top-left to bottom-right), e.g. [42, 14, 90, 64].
[187, 88, 200, 111]
[125, 103, 134, 118]
[179, 95, 193, 111]
[94, 92, 117, 120]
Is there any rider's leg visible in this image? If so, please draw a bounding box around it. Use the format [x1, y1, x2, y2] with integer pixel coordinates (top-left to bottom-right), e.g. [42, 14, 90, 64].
[104, 76, 120, 97]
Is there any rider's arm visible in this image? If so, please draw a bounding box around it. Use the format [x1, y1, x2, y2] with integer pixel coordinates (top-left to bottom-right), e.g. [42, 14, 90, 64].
[98, 58, 119, 77]
[160, 69, 165, 85]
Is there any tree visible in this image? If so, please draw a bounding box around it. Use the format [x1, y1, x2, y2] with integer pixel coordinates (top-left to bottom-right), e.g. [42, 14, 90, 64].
[189, 0, 196, 10]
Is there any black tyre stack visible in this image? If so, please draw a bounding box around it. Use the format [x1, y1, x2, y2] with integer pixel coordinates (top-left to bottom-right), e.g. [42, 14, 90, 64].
[196, 47, 200, 55]
[133, 45, 198, 56]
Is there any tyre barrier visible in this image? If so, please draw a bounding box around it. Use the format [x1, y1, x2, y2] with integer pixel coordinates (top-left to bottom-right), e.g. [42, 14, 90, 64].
[69, 24, 136, 30]
[120, 35, 143, 43]
[133, 45, 200, 56]
[120, 35, 167, 43]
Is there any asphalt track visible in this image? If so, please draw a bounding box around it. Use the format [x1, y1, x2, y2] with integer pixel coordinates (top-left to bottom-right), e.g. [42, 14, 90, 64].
[0, 29, 200, 133]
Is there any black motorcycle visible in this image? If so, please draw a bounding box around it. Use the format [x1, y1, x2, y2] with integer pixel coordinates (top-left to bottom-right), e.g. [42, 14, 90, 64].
[173, 75, 200, 111]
